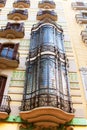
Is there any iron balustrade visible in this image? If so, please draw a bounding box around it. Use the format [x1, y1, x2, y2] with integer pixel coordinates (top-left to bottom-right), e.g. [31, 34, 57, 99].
[81, 30, 87, 36]
[20, 88, 73, 113]
[37, 10, 57, 17]
[8, 9, 28, 16]
[0, 95, 11, 114]
[13, 0, 30, 4]
[39, 0, 55, 6]
[0, 0, 6, 4]
[81, 30, 87, 43]
[75, 12, 87, 23]
[71, 2, 87, 10]
[29, 45, 66, 61]
[0, 22, 24, 33]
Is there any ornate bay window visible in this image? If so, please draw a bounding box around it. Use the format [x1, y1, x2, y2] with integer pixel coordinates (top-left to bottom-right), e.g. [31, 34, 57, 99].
[20, 20, 74, 128]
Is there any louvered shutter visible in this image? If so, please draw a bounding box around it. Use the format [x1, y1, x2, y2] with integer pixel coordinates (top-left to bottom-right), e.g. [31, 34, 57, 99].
[13, 43, 19, 59]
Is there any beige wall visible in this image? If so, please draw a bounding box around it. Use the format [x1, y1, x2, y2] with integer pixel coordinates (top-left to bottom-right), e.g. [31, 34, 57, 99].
[0, 0, 87, 119]
[62, 0, 87, 118]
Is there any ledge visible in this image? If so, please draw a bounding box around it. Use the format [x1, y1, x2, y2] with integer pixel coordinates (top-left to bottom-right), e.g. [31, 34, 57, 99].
[0, 116, 87, 126]
[20, 107, 74, 127]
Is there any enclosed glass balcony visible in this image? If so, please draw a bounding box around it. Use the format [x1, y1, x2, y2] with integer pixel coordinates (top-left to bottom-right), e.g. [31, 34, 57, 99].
[0, 43, 19, 68]
[29, 21, 64, 58]
[7, 9, 28, 20]
[0, 95, 11, 119]
[0, 0, 6, 7]
[0, 22, 24, 39]
[38, 0, 56, 9]
[13, 0, 30, 8]
[75, 11, 87, 24]
[37, 10, 57, 21]
[20, 20, 74, 128]
[20, 55, 74, 127]
[71, 2, 87, 10]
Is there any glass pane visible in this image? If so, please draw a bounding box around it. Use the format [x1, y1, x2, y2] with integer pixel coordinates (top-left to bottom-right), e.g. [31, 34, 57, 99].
[56, 32, 64, 52]
[49, 59, 56, 89]
[61, 63, 68, 99]
[7, 48, 13, 59]
[1, 48, 8, 57]
[42, 26, 54, 46]
[30, 31, 38, 50]
[1, 47, 14, 59]
[27, 65, 33, 93]
[40, 59, 48, 88]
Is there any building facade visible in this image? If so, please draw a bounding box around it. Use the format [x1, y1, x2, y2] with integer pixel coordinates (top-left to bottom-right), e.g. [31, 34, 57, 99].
[0, 0, 87, 130]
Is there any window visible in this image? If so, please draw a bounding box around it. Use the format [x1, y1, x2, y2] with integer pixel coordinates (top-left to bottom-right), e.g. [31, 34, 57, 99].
[42, 25, 54, 45]
[0, 43, 19, 60]
[1, 47, 14, 59]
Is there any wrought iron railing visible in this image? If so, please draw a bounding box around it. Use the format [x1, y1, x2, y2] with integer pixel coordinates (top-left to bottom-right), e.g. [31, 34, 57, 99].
[37, 10, 57, 17]
[0, 0, 6, 4]
[39, 0, 55, 6]
[13, 0, 30, 4]
[8, 9, 28, 16]
[0, 95, 11, 114]
[0, 23, 24, 33]
[20, 88, 73, 113]
[71, 2, 87, 9]
[75, 13, 87, 20]
[29, 45, 65, 60]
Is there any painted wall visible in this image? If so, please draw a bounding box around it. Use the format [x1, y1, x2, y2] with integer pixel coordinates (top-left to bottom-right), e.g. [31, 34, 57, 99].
[0, 0, 87, 124]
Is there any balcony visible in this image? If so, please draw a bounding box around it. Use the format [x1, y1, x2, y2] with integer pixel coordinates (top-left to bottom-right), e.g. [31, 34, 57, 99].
[13, 0, 30, 8]
[0, 95, 11, 119]
[20, 55, 74, 128]
[81, 30, 87, 43]
[75, 11, 87, 24]
[0, 43, 19, 68]
[0, 0, 6, 7]
[37, 10, 57, 21]
[71, 2, 87, 10]
[38, 0, 56, 9]
[0, 22, 24, 39]
[7, 9, 28, 21]
[20, 90, 74, 127]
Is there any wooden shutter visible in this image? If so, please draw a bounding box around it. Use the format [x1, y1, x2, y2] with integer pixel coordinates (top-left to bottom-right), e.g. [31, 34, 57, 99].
[13, 43, 19, 59]
[0, 43, 3, 54]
